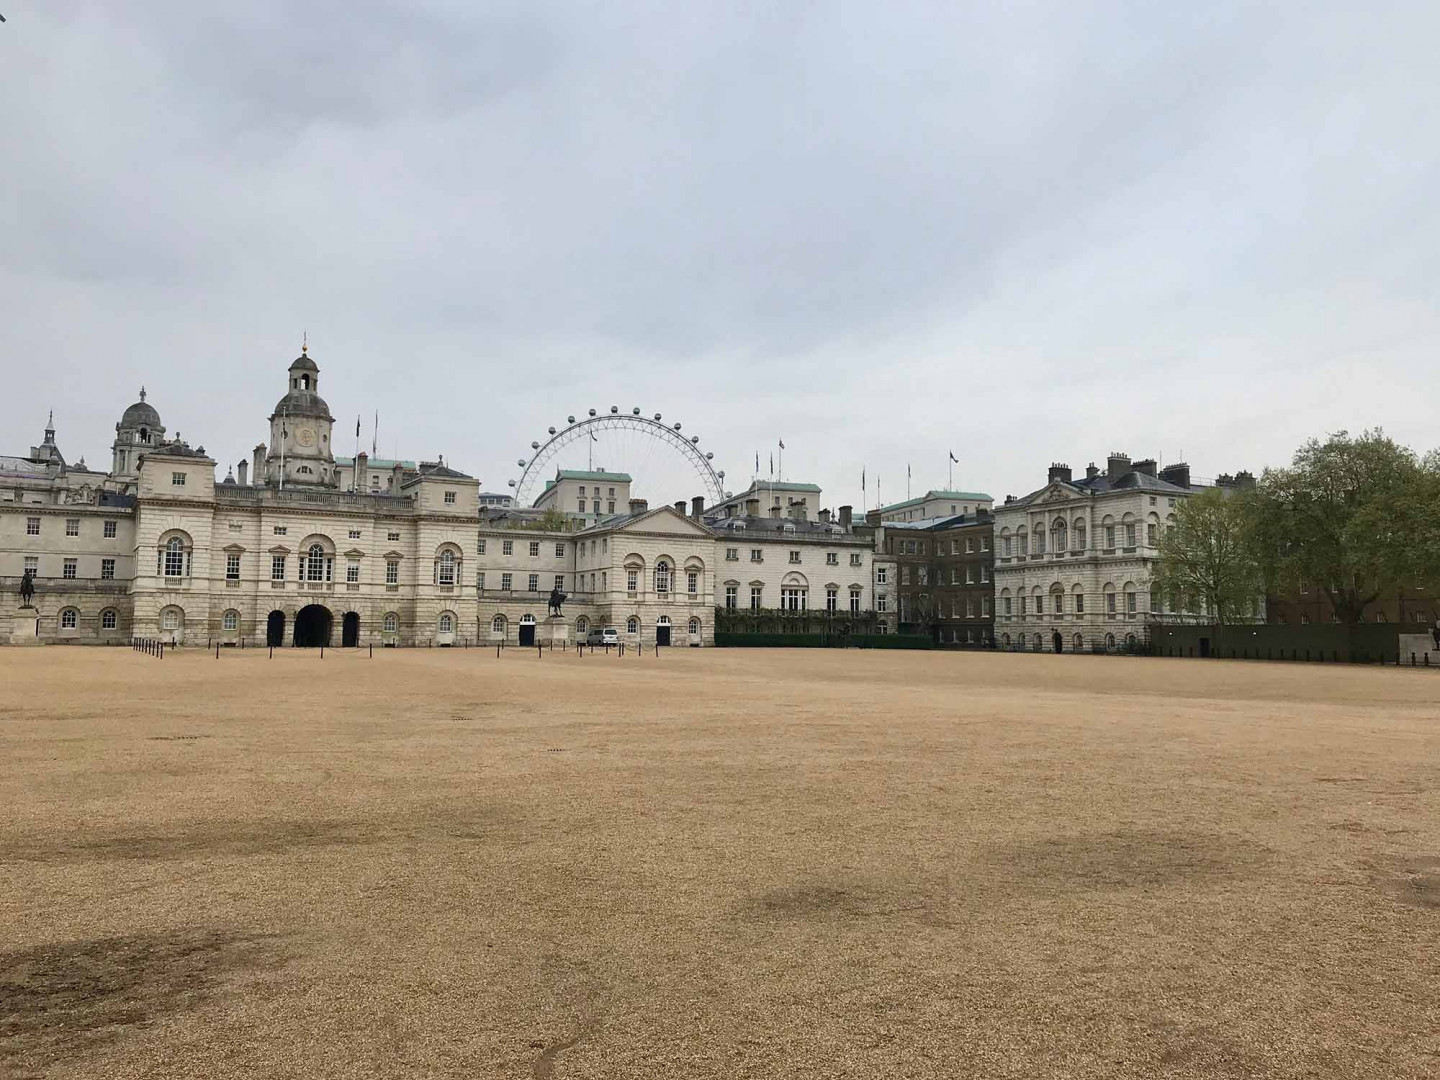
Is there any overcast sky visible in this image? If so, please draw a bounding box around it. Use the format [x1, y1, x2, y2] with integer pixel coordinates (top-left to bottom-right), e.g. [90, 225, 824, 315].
[4, 2, 1438, 508]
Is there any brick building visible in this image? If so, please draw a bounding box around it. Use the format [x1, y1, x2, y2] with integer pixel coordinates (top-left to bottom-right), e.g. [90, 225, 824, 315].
[885, 512, 995, 645]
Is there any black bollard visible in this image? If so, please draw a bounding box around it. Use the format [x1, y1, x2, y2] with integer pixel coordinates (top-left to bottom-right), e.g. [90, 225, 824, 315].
[369, 643, 373, 659]
[270, 645, 273, 659]
[215, 643, 219, 659]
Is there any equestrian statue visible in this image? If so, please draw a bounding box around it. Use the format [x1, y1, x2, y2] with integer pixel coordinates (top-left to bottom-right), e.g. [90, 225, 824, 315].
[548, 588, 567, 617]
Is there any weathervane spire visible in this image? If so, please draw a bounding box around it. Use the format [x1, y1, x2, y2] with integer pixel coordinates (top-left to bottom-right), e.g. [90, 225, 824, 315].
[302, 330, 308, 355]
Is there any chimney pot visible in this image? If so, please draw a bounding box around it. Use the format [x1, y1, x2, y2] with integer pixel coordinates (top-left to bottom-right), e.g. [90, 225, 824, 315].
[237, 460, 249, 486]
[1085, 463, 1099, 480]
[838, 505, 852, 529]
[818, 508, 831, 524]
[1106, 453, 1130, 480]
[1047, 463, 1072, 484]
[629, 498, 648, 514]
[745, 497, 760, 516]
[691, 495, 704, 519]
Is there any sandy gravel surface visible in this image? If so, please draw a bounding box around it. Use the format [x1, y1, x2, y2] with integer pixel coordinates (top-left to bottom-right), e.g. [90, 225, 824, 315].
[1, 646, 1438, 1079]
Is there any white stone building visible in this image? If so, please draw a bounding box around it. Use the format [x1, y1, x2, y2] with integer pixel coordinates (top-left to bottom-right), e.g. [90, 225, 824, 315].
[877, 489, 993, 523]
[991, 455, 1196, 652]
[533, 469, 632, 524]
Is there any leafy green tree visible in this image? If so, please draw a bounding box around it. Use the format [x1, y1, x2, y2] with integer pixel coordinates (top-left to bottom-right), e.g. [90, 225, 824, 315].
[1250, 430, 1437, 624]
[1153, 487, 1264, 625]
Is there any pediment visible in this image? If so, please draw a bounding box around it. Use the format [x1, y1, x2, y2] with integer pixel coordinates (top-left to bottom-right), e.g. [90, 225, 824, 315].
[383, 549, 405, 560]
[613, 506, 713, 537]
[343, 548, 365, 559]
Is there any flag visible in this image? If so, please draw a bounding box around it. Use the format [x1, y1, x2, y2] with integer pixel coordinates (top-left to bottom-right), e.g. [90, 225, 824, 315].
[779, 438, 785, 450]
[769, 453, 773, 475]
[281, 424, 288, 439]
[372, 412, 378, 456]
[755, 451, 760, 474]
[907, 463, 911, 480]
[356, 416, 361, 437]
[590, 432, 598, 443]
[862, 467, 866, 492]
[949, 451, 958, 463]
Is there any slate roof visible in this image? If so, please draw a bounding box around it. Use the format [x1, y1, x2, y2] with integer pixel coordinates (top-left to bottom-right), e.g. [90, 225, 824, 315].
[554, 469, 633, 482]
[878, 489, 992, 514]
[1008, 469, 1190, 508]
[709, 514, 861, 540]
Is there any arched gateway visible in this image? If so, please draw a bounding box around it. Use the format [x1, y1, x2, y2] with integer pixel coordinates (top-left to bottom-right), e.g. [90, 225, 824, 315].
[294, 604, 332, 648]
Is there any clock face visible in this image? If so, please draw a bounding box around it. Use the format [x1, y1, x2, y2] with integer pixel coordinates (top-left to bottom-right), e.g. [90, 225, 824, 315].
[295, 426, 317, 448]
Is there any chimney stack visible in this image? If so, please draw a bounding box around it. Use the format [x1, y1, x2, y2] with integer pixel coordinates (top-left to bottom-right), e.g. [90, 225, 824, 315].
[769, 505, 782, 519]
[691, 495, 704, 519]
[1048, 462, 1072, 484]
[818, 508, 831, 525]
[629, 498, 648, 514]
[391, 462, 406, 497]
[1106, 452, 1130, 480]
[253, 444, 266, 485]
[1132, 458, 1157, 477]
[1085, 463, 1099, 480]
[1159, 462, 1190, 489]
[745, 497, 760, 516]
[864, 509, 881, 526]
[673, 499, 686, 515]
[237, 459, 248, 486]
[1235, 470, 1256, 490]
[354, 451, 369, 493]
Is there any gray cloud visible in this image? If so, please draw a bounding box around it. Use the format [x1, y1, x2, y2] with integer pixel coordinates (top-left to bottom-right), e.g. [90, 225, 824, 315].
[3, 1, 1437, 504]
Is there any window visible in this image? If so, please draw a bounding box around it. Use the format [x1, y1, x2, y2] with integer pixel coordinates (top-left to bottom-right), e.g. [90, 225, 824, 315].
[850, 553, 862, 566]
[529, 541, 540, 557]
[164, 537, 185, 577]
[388, 531, 401, 541]
[1019, 594, 1027, 615]
[64, 518, 80, 537]
[876, 567, 888, 585]
[477, 538, 487, 554]
[161, 608, 180, 630]
[966, 538, 975, 553]
[750, 586, 763, 610]
[689, 617, 701, 636]
[1125, 524, 1137, 547]
[725, 585, 738, 609]
[918, 566, 928, 585]
[1074, 524, 1085, 550]
[788, 550, 801, 564]
[607, 501, 615, 514]
[1127, 591, 1137, 614]
[384, 612, 399, 633]
[781, 587, 806, 611]
[966, 566, 976, 585]
[1075, 593, 1084, 613]
[826, 587, 838, 612]
[439, 613, 453, 633]
[1106, 592, 1117, 614]
[26, 517, 39, 536]
[687, 570, 698, 595]
[555, 574, 565, 591]
[1003, 596, 1012, 615]
[1105, 525, 1116, 548]
[477, 571, 485, 590]
[627, 616, 639, 634]
[1002, 535, 1012, 556]
[578, 498, 587, 512]
[24, 556, 37, 574]
[528, 573, 539, 591]
[501, 572, 513, 590]
[750, 549, 763, 563]
[555, 543, 565, 558]
[900, 566, 909, 585]
[826, 552, 839, 565]
[982, 596, 991, 617]
[980, 565, 990, 583]
[102, 609, 117, 630]
[1147, 523, 1157, 546]
[272, 555, 286, 580]
[223, 610, 240, 631]
[849, 588, 861, 614]
[877, 594, 888, 613]
[171, 472, 186, 486]
[502, 540, 514, 555]
[981, 536, 990, 552]
[305, 544, 330, 582]
[346, 561, 360, 583]
[443, 491, 456, 505]
[627, 569, 638, 592]
[386, 560, 400, 585]
[274, 526, 288, 536]
[1035, 594, 1043, 614]
[61, 608, 78, 628]
[438, 550, 456, 585]
[655, 561, 671, 593]
[99, 557, 115, 580]
[226, 553, 241, 580]
[492, 614, 506, 633]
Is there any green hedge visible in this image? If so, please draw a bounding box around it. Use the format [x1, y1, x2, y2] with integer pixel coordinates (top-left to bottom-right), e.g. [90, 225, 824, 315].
[714, 632, 933, 650]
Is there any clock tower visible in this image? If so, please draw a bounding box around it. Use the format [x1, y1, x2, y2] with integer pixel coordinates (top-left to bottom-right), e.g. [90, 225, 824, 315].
[264, 343, 337, 488]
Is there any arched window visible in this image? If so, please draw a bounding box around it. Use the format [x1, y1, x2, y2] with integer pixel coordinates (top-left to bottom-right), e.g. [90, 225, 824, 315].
[1121, 513, 1137, 547]
[1073, 518, 1086, 551]
[688, 617, 701, 635]
[161, 607, 181, 630]
[1016, 526, 1027, 554]
[1101, 515, 1116, 549]
[306, 543, 329, 582]
[1073, 633, 1084, 651]
[1052, 519, 1066, 553]
[1035, 526, 1046, 554]
[1050, 585, 1064, 614]
[438, 612, 453, 634]
[164, 536, 185, 577]
[654, 560, 671, 594]
[101, 608, 117, 630]
[520, 613, 536, 626]
[1002, 633, 1012, 646]
[1105, 632, 1115, 649]
[576, 616, 590, 635]
[1018, 633, 1027, 648]
[222, 610, 239, 631]
[383, 612, 399, 633]
[1000, 528, 1012, 557]
[491, 614, 506, 634]
[438, 549, 456, 585]
[657, 615, 671, 626]
[626, 615, 639, 634]
[60, 608, 78, 629]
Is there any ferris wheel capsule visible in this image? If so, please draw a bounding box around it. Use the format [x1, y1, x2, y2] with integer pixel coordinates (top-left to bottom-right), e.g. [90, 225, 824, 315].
[610, 406, 619, 414]
[518, 459, 526, 466]
[567, 416, 575, 424]
[507, 479, 516, 487]
[690, 435, 699, 443]
[705, 452, 714, 460]
[531, 441, 540, 449]
[632, 407, 641, 415]
[589, 409, 596, 417]
[654, 413, 662, 421]
[673, 422, 681, 430]
[547, 427, 556, 435]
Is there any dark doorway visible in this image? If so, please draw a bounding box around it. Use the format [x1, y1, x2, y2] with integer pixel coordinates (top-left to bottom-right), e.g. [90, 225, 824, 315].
[656, 623, 671, 647]
[342, 611, 360, 647]
[1052, 631, 1063, 654]
[1199, 637, 1211, 658]
[518, 620, 536, 647]
[266, 610, 286, 647]
[294, 604, 332, 648]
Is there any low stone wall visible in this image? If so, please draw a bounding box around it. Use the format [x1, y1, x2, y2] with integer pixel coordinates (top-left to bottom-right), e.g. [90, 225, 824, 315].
[1149, 622, 1433, 664]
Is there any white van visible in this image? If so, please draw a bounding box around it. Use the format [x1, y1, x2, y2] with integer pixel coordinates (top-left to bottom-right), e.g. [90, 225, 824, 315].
[587, 627, 620, 646]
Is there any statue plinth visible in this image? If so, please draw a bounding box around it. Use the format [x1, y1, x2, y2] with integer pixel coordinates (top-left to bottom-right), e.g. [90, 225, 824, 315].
[541, 615, 570, 649]
[11, 606, 41, 645]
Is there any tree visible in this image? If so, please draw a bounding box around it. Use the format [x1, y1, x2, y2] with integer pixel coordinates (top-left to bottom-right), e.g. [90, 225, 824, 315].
[1153, 487, 1264, 625]
[1249, 429, 1437, 624]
